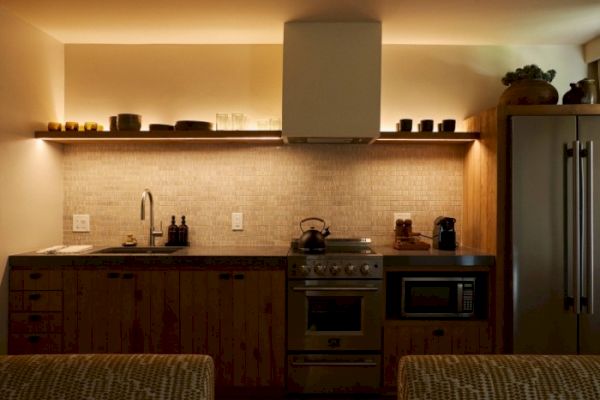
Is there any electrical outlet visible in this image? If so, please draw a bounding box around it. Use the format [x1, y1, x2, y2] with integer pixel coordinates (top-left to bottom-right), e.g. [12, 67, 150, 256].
[232, 212, 243, 231]
[72, 214, 90, 232]
[393, 212, 411, 229]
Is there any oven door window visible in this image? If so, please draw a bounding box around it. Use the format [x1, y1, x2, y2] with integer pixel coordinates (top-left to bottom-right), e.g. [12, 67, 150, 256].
[307, 296, 362, 332]
[404, 282, 457, 314]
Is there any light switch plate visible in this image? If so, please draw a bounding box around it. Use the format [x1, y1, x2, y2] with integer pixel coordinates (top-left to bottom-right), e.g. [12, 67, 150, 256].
[232, 212, 243, 231]
[393, 212, 411, 229]
[73, 214, 90, 232]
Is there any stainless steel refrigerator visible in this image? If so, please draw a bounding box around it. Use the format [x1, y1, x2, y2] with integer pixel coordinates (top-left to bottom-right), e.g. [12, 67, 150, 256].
[512, 115, 600, 354]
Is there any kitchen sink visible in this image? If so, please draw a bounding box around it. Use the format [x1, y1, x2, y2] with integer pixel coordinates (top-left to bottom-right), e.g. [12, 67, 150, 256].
[92, 246, 183, 254]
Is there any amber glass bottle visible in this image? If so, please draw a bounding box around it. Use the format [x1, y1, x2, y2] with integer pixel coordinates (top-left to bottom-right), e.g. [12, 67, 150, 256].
[167, 216, 178, 246]
[179, 216, 189, 246]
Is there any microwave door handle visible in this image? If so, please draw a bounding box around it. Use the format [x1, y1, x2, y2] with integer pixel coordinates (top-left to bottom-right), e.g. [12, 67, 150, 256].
[585, 140, 594, 314]
[457, 283, 463, 313]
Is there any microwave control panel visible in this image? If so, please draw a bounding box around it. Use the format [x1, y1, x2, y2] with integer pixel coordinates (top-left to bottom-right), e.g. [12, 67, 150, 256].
[462, 282, 474, 312]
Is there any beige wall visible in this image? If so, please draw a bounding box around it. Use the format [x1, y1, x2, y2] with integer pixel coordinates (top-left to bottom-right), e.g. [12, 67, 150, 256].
[65, 44, 282, 129]
[381, 45, 586, 131]
[65, 44, 586, 132]
[0, 8, 64, 353]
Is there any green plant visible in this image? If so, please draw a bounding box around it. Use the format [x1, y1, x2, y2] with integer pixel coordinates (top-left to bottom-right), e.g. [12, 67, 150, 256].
[501, 64, 556, 86]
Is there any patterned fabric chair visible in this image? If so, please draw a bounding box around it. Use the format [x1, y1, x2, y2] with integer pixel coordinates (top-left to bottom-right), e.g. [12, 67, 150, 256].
[398, 354, 600, 400]
[0, 354, 214, 400]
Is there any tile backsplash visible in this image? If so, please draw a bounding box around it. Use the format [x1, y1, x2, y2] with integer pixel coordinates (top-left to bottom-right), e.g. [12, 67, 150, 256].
[63, 143, 464, 247]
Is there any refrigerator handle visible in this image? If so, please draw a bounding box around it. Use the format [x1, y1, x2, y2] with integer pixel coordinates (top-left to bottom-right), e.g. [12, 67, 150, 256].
[585, 140, 594, 314]
[573, 140, 582, 314]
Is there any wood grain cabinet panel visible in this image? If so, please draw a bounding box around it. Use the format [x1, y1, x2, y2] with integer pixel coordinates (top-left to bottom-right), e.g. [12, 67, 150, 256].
[9, 334, 62, 354]
[76, 269, 179, 354]
[383, 321, 492, 389]
[8, 268, 65, 354]
[180, 269, 285, 389]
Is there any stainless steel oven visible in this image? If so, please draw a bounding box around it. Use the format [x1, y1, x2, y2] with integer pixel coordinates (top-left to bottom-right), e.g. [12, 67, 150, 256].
[287, 278, 383, 351]
[287, 238, 383, 394]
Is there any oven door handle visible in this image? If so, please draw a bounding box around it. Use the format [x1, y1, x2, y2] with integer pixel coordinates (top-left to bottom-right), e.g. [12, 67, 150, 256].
[292, 286, 379, 292]
[291, 361, 378, 367]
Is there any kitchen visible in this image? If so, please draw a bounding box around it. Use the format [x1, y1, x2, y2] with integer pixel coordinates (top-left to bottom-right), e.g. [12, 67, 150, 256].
[1, 0, 600, 398]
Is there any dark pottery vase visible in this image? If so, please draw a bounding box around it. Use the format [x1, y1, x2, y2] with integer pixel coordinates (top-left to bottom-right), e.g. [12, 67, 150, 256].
[563, 83, 584, 104]
[499, 79, 559, 105]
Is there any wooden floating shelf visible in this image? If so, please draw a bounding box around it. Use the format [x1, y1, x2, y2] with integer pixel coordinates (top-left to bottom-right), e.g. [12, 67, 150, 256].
[375, 132, 480, 143]
[35, 130, 481, 144]
[35, 130, 285, 144]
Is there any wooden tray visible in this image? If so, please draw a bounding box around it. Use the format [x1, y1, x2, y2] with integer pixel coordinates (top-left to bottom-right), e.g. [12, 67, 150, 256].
[393, 239, 431, 250]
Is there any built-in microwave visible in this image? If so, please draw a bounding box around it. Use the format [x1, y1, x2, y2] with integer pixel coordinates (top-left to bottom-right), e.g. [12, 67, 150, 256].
[396, 276, 481, 319]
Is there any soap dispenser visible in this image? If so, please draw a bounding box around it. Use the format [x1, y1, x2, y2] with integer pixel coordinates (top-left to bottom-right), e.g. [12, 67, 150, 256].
[167, 216, 178, 246]
[179, 216, 189, 246]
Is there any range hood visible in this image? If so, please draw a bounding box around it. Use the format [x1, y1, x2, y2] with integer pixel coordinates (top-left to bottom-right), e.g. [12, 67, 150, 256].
[282, 22, 382, 144]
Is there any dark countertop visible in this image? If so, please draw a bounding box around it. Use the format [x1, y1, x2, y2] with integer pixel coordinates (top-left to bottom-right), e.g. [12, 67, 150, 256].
[8, 246, 290, 269]
[375, 246, 495, 267]
[9, 245, 494, 269]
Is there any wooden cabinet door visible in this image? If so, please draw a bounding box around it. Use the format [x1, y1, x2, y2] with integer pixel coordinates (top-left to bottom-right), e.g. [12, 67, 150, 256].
[77, 270, 119, 353]
[180, 269, 285, 389]
[76, 269, 180, 354]
[134, 270, 180, 353]
[383, 322, 492, 389]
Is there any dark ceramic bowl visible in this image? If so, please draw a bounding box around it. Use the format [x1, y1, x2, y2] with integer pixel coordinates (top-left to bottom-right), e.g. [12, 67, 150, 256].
[175, 120, 213, 131]
[149, 124, 175, 131]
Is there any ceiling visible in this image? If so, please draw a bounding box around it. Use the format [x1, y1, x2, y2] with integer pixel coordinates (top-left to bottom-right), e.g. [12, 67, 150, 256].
[2, 0, 600, 45]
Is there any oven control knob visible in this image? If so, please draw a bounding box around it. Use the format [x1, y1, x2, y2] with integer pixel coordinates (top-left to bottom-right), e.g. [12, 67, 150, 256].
[329, 264, 341, 275]
[360, 263, 371, 275]
[297, 265, 311, 276]
[314, 264, 327, 275]
[345, 264, 356, 275]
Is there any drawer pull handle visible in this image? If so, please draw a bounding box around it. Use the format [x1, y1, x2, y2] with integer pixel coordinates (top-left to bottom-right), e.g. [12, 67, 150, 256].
[29, 273, 42, 280]
[28, 293, 41, 301]
[219, 273, 230, 280]
[433, 328, 445, 337]
[122, 273, 134, 279]
[234, 274, 244, 280]
[27, 335, 41, 344]
[107, 272, 120, 279]
[28, 315, 42, 322]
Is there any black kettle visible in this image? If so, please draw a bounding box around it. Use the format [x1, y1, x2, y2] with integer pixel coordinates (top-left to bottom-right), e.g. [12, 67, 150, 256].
[299, 217, 331, 252]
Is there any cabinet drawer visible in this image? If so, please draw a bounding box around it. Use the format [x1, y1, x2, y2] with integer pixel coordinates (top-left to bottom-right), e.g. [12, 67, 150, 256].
[10, 291, 62, 312]
[10, 270, 63, 291]
[10, 313, 63, 333]
[8, 334, 62, 354]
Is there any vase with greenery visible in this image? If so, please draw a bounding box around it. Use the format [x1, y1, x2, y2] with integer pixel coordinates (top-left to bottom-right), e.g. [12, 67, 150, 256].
[499, 64, 559, 105]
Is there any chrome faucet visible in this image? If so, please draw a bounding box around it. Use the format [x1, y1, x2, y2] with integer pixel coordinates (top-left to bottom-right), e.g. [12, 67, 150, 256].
[141, 188, 163, 246]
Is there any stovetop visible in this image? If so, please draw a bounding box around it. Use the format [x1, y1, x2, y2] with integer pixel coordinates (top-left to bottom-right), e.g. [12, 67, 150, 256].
[289, 238, 377, 255]
[288, 238, 383, 279]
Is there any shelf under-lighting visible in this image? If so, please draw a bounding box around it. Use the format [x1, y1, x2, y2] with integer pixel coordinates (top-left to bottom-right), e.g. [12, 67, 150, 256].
[375, 132, 480, 143]
[35, 130, 284, 144]
[35, 130, 480, 144]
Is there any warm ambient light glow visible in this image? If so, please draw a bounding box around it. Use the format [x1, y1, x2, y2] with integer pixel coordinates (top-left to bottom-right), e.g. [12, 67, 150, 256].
[41, 137, 282, 141]
[375, 138, 476, 142]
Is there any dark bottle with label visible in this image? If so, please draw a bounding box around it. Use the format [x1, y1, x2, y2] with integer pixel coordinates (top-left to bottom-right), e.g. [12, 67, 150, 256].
[167, 215, 178, 246]
[179, 216, 189, 246]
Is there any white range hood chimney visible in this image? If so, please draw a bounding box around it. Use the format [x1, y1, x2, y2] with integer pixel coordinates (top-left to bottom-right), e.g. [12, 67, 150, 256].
[282, 21, 382, 144]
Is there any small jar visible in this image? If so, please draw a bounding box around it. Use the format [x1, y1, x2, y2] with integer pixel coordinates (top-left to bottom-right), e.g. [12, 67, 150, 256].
[578, 78, 598, 104]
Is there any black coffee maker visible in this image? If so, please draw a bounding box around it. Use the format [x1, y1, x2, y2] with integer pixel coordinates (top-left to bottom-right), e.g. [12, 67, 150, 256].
[432, 216, 457, 250]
